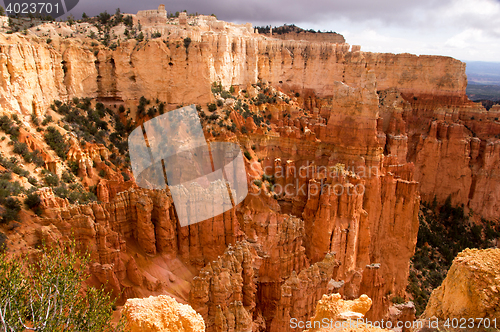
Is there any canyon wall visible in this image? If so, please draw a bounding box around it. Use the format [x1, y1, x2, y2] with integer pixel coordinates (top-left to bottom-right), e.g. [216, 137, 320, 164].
[19, 28, 488, 222]
[423, 248, 500, 320]
[124, 295, 205, 332]
[0, 31, 464, 115]
[2, 18, 500, 332]
[32, 187, 244, 304]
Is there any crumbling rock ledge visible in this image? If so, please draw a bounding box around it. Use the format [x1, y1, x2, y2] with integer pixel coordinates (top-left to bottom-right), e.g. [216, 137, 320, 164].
[423, 248, 500, 320]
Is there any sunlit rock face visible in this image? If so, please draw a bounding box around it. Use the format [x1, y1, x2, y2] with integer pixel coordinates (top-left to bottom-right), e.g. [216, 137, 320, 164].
[423, 248, 500, 320]
[124, 295, 205, 332]
[2, 12, 500, 332]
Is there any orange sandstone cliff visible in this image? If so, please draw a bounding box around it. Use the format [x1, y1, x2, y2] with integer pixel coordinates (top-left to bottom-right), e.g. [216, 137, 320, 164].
[423, 248, 500, 320]
[0, 13, 499, 332]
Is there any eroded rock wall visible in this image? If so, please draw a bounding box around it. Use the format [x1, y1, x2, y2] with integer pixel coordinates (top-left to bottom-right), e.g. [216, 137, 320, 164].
[0, 31, 465, 115]
[2, 18, 500, 332]
[35, 187, 244, 304]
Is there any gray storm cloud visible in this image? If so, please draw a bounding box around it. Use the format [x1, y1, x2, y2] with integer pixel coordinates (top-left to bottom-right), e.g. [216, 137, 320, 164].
[21, 0, 453, 26]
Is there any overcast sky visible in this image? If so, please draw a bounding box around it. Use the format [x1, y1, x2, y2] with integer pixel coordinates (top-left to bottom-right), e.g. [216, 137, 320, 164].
[3, 0, 500, 62]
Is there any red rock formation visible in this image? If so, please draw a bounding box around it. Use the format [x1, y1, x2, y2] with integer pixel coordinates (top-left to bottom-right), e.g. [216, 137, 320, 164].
[358, 264, 386, 321]
[3, 25, 491, 221]
[384, 302, 416, 332]
[18, 128, 59, 173]
[269, 253, 340, 332]
[34, 188, 244, 304]
[189, 241, 257, 332]
[304, 293, 394, 332]
[377, 88, 500, 220]
[250, 134, 419, 316]
[0, 31, 465, 115]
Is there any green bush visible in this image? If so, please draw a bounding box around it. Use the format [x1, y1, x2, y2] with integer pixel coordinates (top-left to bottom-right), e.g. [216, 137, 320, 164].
[0, 242, 120, 331]
[0, 115, 19, 139]
[44, 172, 59, 187]
[41, 115, 53, 126]
[62, 170, 75, 183]
[54, 100, 63, 108]
[0, 232, 6, 250]
[53, 185, 69, 199]
[207, 103, 217, 112]
[44, 127, 68, 160]
[244, 151, 252, 160]
[137, 96, 149, 115]
[0, 172, 11, 181]
[253, 180, 262, 187]
[13, 142, 29, 157]
[211, 82, 222, 94]
[24, 192, 41, 211]
[57, 184, 98, 204]
[0, 178, 24, 202]
[391, 296, 405, 304]
[262, 174, 275, 184]
[29, 151, 45, 167]
[208, 113, 219, 121]
[158, 102, 165, 115]
[98, 10, 111, 24]
[27, 176, 38, 186]
[31, 112, 40, 126]
[1, 197, 21, 223]
[147, 107, 157, 117]
[121, 171, 130, 182]
[220, 90, 233, 99]
[123, 15, 133, 27]
[12, 165, 29, 177]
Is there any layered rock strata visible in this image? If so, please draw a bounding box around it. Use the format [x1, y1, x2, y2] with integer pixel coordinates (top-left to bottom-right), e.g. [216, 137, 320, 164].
[2, 14, 500, 332]
[3, 20, 497, 221]
[35, 187, 244, 304]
